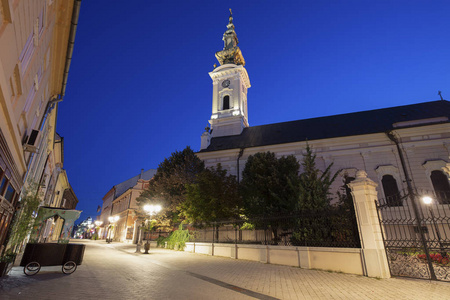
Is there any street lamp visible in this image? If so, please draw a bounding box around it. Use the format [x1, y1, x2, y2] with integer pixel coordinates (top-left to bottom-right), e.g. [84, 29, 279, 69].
[422, 196, 447, 257]
[87, 224, 94, 239]
[107, 216, 119, 243]
[94, 221, 103, 240]
[143, 204, 162, 254]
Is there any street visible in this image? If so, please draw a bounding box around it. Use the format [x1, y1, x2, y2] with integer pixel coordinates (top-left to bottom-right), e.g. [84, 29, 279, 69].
[1, 240, 450, 299]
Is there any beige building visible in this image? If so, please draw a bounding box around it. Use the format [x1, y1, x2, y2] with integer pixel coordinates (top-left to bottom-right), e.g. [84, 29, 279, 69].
[0, 0, 81, 250]
[99, 169, 156, 242]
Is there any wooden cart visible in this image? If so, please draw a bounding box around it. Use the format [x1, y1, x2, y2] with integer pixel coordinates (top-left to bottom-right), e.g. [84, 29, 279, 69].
[20, 243, 85, 276]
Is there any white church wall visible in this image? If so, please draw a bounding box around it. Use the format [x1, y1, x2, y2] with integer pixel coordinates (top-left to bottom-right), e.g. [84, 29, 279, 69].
[197, 123, 450, 203]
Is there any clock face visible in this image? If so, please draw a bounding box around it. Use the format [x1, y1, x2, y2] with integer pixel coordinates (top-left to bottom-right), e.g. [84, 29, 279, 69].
[222, 80, 230, 88]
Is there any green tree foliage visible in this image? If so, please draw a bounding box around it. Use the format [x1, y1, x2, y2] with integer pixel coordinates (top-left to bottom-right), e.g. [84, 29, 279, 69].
[297, 144, 340, 210]
[163, 225, 190, 250]
[291, 144, 341, 245]
[136, 146, 204, 225]
[183, 164, 240, 225]
[329, 175, 360, 246]
[4, 183, 41, 256]
[240, 152, 300, 241]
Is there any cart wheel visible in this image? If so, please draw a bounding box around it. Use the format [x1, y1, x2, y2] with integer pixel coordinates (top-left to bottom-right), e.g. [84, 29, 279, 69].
[62, 261, 77, 274]
[24, 262, 40, 276]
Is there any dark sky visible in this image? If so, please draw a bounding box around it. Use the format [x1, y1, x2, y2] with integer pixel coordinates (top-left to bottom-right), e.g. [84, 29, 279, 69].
[58, 0, 450, 223]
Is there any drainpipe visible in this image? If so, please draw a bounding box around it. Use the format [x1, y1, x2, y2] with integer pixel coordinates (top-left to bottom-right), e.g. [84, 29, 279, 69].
[236, 148, 245, 182]
[385, 130, 437, 280]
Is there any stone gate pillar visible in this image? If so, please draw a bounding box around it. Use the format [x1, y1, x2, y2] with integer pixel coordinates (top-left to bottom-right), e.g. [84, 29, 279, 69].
[348, 170, 390, 278]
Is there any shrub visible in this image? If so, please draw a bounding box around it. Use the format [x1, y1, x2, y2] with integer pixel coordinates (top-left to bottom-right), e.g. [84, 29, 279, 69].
[155, 236, 166, 247]
[165, 225, 190, 250]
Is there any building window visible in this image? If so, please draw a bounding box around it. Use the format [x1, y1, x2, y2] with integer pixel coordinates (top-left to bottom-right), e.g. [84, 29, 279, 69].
[382, 175, 402, 206]
[0, 177, 7, 196]
[20, 32, 34, 73]
[4, 185, 15, 202]
[430, 170, 450, 204]
[223, 95, 230, 110]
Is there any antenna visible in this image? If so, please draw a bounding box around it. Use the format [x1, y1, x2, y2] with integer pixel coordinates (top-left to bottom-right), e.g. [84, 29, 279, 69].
[438, 91, 444, 100]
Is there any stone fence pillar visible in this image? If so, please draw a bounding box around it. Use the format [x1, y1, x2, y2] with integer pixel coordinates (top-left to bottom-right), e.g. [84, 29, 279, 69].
[348, 170, 390, 278]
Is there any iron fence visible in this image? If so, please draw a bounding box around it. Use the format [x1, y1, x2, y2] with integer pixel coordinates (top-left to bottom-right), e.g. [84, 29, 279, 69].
[376, 189, 450, 281]
[187, 207, 360, 248]
[142, 229, 171, 242]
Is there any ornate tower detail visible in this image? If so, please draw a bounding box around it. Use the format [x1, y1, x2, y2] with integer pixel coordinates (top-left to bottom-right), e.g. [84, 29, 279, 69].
[215, 9, 245, 66]
[202, 10, 251, 145]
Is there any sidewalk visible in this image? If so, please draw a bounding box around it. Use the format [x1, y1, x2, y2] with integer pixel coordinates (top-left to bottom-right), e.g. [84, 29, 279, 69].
[1, 240, 449, 299]
[111, 242, 450, 300]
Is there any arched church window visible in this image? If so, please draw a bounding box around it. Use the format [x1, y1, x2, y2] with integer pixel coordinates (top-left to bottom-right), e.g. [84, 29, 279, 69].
[344, 176, 355, 204]
[223, 95, 230, 110]
[381, 175, 402, 206]
[430, 170, 450, 204]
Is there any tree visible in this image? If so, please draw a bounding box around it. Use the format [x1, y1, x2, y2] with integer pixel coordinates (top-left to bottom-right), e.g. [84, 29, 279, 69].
[182, 164, 240, 225]
[291, 144, 340, 245]
[136, 146, 204, 225]
[3, 183, 40, 257]
[297, 144, 339, 210]
[240, 152, 300, 242]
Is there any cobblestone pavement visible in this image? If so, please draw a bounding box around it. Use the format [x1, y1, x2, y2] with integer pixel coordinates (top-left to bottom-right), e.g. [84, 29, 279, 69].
[1, 240, 450, 299]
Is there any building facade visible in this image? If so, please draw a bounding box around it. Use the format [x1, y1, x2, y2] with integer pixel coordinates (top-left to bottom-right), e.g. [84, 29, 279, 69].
[199, 12, 450, 205]
[196, 12, 450, 281]
[99, 169, 156, 242]
[0, 0, 81, 252]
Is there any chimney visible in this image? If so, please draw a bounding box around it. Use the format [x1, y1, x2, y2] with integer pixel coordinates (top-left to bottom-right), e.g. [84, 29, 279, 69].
[140, 168, 144, 179]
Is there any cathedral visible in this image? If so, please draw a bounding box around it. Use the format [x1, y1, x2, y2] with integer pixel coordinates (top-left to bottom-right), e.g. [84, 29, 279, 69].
[197, 11, 450, 204]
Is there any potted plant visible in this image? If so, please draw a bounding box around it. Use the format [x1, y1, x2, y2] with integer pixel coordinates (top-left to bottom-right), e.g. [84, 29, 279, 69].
[0, 251, 16, 277]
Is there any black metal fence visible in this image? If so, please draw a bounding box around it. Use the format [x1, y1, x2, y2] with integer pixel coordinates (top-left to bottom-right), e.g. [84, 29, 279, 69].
[186, 207, 360, 248]
[142, 229, 171, 242]
[376, 189, 450, 281]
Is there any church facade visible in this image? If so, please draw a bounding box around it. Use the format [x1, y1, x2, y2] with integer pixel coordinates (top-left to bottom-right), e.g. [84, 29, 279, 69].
[198, 12, 450, 206]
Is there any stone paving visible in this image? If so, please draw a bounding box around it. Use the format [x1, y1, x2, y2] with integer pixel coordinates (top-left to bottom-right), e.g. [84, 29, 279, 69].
[1, 240, 450, 299]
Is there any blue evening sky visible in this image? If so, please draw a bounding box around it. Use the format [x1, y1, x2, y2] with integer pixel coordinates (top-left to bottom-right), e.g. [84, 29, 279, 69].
[58, 0, 450, 222]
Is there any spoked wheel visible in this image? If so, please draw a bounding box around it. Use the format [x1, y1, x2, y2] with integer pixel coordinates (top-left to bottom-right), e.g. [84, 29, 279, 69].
[62, 261, 77, 274]
[24, 262, 41, 276]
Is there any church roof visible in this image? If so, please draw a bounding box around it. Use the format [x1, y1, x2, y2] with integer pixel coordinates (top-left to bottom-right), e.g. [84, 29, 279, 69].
[201, 100, 450, 152]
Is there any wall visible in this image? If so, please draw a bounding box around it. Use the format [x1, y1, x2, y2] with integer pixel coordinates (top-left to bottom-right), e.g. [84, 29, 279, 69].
[182, 242, 364, 276]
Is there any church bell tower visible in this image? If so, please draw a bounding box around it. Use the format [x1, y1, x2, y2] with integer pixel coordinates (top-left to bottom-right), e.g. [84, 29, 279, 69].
[201, 10, 251, 150]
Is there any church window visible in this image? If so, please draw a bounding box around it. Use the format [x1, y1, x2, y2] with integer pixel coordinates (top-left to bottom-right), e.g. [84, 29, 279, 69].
[430, 170, 450, 204]
[344, 176, 355, 204]
[381, 175, 402, 206]
[223, 95, 230, 110]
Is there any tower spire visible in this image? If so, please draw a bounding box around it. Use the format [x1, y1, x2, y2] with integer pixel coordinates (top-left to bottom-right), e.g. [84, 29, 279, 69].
[215, 9, 245, 66]
[227, 8, 234, 31]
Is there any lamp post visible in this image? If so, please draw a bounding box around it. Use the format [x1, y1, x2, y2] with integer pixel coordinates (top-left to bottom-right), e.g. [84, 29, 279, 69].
[107, 216, 119, 243]
[143, 204, 162, 254]
[87, 224, 94, 239]
[94, 221, 103, 240]
[422, 196, 447, 257]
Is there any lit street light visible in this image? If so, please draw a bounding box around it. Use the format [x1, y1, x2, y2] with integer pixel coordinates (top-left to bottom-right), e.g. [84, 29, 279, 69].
[107, 216, 119, 243]
[422, 196, 447, 257]
[143, 204, 162, 254]
[94, 221, 103, 240]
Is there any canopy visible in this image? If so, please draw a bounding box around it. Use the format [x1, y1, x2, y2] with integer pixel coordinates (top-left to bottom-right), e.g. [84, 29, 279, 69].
[29, 207, 82, 243]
